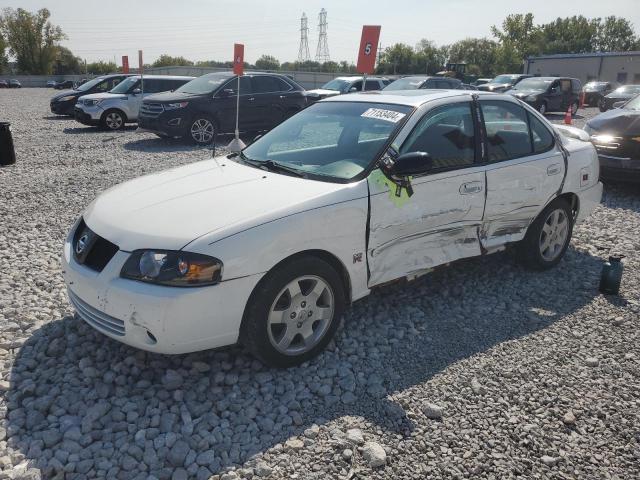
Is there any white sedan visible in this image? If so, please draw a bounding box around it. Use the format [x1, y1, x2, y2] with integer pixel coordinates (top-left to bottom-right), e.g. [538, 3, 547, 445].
[63, 90, 602, 367]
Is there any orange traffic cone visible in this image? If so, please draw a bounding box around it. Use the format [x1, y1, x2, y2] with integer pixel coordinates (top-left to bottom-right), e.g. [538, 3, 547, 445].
[564, 105, 572, 125]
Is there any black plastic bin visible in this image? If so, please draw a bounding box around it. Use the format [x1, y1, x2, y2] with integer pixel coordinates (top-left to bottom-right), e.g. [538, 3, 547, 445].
[0, 122, 16, 166]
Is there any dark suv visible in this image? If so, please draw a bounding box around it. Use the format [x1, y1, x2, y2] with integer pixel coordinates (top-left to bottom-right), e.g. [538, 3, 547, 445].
[508, 77, 582, 115]
[138, 72, 309, 144]
[50, 74, 132, 115]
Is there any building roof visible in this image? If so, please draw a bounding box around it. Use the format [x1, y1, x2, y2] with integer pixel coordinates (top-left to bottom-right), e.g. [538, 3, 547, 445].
[527, 51, 640, 61]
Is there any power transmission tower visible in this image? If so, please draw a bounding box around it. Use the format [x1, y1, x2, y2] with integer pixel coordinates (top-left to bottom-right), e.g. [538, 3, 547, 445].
[315, 8, 330, 63]
[298, 13, 310, 63]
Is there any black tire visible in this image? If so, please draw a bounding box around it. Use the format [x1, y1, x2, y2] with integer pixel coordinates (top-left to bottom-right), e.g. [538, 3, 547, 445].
[240, 257, 346, 368]
[598, 98, 608, 112]
[100, 109, 126, 130]
[188, 116, 216, 145]
[517, 198, 574, 271]
[570, 101, 579, 116]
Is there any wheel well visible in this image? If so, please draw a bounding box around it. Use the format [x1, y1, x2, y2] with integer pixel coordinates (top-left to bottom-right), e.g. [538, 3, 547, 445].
[557, 192, 579, 220]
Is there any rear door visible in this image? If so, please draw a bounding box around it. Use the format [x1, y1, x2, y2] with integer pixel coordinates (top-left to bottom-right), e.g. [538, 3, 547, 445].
[480, 99, 563, 249]
[367, 99, 486, 285]
[546, 80, 563, 111]
[250, 76, 294, 129]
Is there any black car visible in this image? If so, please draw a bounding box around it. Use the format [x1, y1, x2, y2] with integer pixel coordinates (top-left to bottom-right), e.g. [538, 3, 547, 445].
[54, 80, 75, 90]
[477, 74, 532, 93]
[508, 77, 582, 115]
[9, 79, 21, 88]
[138, 72, 309, 144]
[584, 94, 640, 183]
[581, 81, 616, 107]
[383, 76, 463, 91]
[599, 85, 640, 112]
[50, 74, 132, 116]
[0, 80, 8, 88]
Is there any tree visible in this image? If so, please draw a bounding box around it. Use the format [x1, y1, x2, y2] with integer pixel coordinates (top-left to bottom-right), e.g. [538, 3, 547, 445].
[255, 54, 280, 71]
[539, 16, 599, 54]
[446, 38, 499, 76]
[152, 54, 193, 68]
[53, 46, 82, 74]
[412, 39, 447, 74]
[86, 60, 116, 75]
[595, 16, 639, 52]
[0, 7, 66, 74]
[491, 13, 542, 61]
[0, 33, 7, 73]
[376, 43, 415, 74]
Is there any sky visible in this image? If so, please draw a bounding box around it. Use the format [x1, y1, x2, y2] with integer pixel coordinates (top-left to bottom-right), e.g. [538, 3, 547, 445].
[2, 0, 640, 65]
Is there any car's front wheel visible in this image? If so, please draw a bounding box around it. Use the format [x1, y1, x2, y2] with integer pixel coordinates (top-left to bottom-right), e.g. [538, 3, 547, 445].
[518, 198, 574, 270]
[240, 257, 345, 368]
[598, 98, 608, 112]
[189, 116, 216, 145]
[101, 109, 126, 130]
[570, 101, 579, 116]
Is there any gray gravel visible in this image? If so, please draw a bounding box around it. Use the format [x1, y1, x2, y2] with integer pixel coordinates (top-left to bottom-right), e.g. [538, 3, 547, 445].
[0, 89, 639, 479]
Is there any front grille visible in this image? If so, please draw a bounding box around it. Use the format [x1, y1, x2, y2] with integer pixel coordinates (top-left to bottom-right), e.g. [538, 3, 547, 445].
[69, 290, 126, 336]
[140, 102, 164, 118]
[73, 219, 119, 272]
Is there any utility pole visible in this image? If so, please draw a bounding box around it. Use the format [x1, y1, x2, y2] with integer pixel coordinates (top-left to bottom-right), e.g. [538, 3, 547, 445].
[298, 13, 310, 63]
[315, 8, 330, 63]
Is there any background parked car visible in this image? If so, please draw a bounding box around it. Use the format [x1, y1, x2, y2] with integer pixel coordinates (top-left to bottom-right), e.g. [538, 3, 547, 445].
[508, 77, 581, 115]
[584, 93, 640, 183]
[383, 76, 463, 91]
[54, 80, 75, 90]
[581, 81, 617, 107]
[46, 80, 57, 88]
[598, 84, 640, 112]
[74, 75, 195, 130]
[0, 80, 8, 88]
[9, 79, 21, 88]
[477, 74, 532, 93]
[138, 72, 309, 144]
[473, 78, 492, 86]
[50, 74, 132, 116]
[306, 76, 390, 99]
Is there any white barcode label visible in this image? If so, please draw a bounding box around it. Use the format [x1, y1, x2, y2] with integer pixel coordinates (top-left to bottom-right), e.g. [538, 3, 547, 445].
[361, 108, 406, 123]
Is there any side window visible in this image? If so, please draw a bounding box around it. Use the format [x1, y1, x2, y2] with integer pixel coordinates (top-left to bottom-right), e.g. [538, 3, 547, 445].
[252, 76, 282, 94]
[401, 102, 475, 170]
[364, 80, 379, 91]
[273, 77, 292, 92]
[143, 79, 160, 93]
[423, 80, 437, 89]
[571, 79, 581, 92]
[109, 78, 122, 89]
[223, 76, 252, 95]
[549, 81, 560, 93]
[480, 101, 532, 162]
[528, 112, 555, 154]
[435, 80, 450, 89]
[350, 81, 363, 91]
[95, 80, 110, 92]
[560, 79, 571, 93]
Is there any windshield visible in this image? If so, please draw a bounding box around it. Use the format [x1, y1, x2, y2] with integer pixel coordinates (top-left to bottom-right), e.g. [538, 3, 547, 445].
[320, 79, 350, 92]
[176, 73, 232, 95]
[76, 77, 107, 92]
[109, 76, 139, 94]
[623, 95, 640, 110]
[384, 77, 427, 90]
[614, 85, 640, 95]
[584, 82, 607, 91]
[492, 75, 517, 84]
[241, 102, 412, 181]
[512, 78, 553, 91]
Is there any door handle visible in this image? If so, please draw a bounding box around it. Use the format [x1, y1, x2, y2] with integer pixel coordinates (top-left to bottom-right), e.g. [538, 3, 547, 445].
[248, 97, 255, 101]
[279, 95, 286, 99]
[459, 181, 483, 195]
[547, 164, 561, 176]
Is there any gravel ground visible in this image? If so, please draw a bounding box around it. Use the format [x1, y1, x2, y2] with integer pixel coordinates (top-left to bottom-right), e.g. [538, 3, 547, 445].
[0, 89, 639, 480]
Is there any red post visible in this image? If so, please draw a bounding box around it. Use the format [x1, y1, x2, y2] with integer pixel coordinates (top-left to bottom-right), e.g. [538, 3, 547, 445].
[564, 105, 572, 125]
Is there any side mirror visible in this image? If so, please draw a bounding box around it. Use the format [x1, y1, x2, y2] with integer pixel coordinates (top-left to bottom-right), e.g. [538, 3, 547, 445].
[349, 86, 359, 92]
[388, 152, 433, 176]
[132, 88, 142, 95]
[219, 88, 235, 98]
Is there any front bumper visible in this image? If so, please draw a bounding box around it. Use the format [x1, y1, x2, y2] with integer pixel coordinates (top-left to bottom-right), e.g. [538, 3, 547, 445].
[138, 114, 187, 138]
[598, 155, 640, 183]
[50, 100, 75, 115]
[74, 107, 100, 126]
[62, 223, 263, 354]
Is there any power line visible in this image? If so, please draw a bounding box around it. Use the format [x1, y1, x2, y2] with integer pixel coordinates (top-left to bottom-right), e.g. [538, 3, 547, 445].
[315, 8, 330, 63]
[298, 12, 310, 63]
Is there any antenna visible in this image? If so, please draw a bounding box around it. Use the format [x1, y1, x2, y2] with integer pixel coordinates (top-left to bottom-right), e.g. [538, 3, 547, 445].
[298, 13, 310, 63]
[315, 8, 330, 63]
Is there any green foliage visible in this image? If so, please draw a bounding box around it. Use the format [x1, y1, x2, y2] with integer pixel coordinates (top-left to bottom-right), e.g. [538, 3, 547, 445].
[447, 38, 500, 76]
[595, 16, 639, 52]
[0, 33, 7, 73]
[0, 7, 66, 74]
[53, 46, 82, 75]
[152, 54, 193, 68]
[86, 60, 116, 75]
[376, 43, 415, 74]
[540, 16, 600, 54]
[255, 54, 280, 71]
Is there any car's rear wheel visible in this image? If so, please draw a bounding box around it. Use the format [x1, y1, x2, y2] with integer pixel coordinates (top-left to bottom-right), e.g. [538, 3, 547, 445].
[240, 257, 345, 368]
[570, 101, 579, 116]
[189, 116, 216, 145]
[101, 109, 126, 130]
[538, 102, 547, 115]
[518, 198, 573, 271]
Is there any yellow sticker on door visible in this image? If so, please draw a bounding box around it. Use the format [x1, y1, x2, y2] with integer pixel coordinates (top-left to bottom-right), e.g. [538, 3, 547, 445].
[369, 170, 412, 208]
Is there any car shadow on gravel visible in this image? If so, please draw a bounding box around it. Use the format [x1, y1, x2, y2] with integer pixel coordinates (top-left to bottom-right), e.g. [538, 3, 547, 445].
[6, 246, 602, 478]
[42, 116, 74, 121]
[545, 112, 585, 121]
[63, 126, 138, 135]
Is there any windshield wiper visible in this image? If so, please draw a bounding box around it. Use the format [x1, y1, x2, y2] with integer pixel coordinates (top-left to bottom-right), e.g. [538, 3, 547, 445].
[236, 153, 307, 178]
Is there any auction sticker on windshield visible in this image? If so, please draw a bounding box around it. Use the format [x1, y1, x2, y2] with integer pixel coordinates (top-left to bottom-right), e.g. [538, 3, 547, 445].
[361, 108, 406, 123]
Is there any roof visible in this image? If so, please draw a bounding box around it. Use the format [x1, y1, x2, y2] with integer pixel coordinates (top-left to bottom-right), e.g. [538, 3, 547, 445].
[128, 75, 195, 80]
[527, 51, 640, 60]
[332, 76, 388, 81]
[323, 89, 503, 107]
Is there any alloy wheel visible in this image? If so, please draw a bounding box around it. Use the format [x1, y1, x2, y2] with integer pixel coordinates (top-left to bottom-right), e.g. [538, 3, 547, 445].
[105, 112, 123, 130]
[539, 208, 569, 262]
[267, 275, 335, 356]
[190, 118, 215, 144]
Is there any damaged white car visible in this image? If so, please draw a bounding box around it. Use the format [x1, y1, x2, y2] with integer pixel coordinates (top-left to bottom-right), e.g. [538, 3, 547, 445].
[63, 90, 602, 367]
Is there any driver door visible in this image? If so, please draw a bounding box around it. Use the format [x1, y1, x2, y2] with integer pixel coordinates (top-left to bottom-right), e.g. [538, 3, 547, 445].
[367, 100, 486, 286]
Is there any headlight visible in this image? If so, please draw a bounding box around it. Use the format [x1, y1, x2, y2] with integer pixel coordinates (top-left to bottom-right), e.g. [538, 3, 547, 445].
[526, 94, 539, 101]
[591, 134, 619, 144]
[59, 95, 77, 102]
[121, 250, 223, 287]
[164, 102, 189, 111]
[83, 99, 103, 106]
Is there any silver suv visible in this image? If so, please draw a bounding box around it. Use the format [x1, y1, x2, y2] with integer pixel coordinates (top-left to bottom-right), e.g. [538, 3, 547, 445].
[73, 75, 194, 130]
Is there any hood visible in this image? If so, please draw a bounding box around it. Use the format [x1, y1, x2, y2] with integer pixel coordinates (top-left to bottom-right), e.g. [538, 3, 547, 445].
[144, 90, 201, 103]
[586, 109, 640, 136]
[306, 88, 341, 97]
[80, 92, 127, 101]
[480, 83, 511, 91]
[52, 89, 79, 101]
[606, 92, 634, 99]
[509, 89, 543, 98]
[83, 157, 360, 252]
